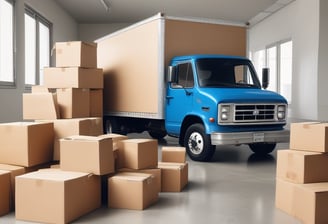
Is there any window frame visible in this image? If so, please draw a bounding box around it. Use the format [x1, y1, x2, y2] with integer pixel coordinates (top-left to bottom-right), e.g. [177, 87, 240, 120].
[24, 4, 52, 88]
[0, 0, 15, 88]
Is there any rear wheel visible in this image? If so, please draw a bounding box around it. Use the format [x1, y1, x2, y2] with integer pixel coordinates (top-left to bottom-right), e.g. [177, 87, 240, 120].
[184, 124, 215, 162]
[148, 130, 167, 139]
[105, 118, 127, 135]
[248, 143, 276, 155]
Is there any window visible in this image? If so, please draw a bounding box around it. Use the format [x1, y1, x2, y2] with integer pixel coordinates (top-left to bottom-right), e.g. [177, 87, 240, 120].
[25, 5, 51, 86]
[173, 63, 194, 88]
[251, 40, 293, 104]
[0, 0, 14, 86]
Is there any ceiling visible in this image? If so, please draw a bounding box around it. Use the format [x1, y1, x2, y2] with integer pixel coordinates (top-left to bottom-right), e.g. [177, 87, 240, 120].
[54, 0, 294, 25]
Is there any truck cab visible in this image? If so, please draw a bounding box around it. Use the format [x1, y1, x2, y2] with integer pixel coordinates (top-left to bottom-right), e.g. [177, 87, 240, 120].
[166, 55, 289, 161]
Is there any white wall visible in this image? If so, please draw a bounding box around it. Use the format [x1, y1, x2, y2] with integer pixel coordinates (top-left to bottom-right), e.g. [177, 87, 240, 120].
[79, 23, 131, 42]
[317, 0, 328, 120]
[0, 0, 77, 122]
[248, 0, 320, 120]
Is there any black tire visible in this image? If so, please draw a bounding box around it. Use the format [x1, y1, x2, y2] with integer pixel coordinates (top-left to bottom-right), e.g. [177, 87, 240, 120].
[105, 118, 127, 135]
[248, 143, 276, 155]
[148, 130, 167, 139]
[184, 123, 215, 162]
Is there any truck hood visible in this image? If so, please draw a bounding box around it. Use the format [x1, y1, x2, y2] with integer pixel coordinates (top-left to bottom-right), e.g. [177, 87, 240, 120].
[202, 88, 288, 104]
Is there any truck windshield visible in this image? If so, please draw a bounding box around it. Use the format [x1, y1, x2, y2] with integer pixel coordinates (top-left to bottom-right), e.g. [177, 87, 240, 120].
[196, 58, 261, 88]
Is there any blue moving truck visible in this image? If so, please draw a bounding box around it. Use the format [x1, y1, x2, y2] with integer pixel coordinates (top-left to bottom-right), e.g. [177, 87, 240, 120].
[97, 14, 289, 161]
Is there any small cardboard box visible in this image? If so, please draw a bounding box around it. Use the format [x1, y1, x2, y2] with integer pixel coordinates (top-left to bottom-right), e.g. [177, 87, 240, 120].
[0, 122, 54, 167]
[108, 172, 158, 210]
[23, 93, 60, 120]
[161, 146, 186, 163]
[54, 41, 97, 68]
[15, 169, 101, 224]
[275, 178, 328, 224]
[57, 88, 90, 119]
[43, 67, 103, 89]
[277, 149, 328, 183]
[40, 118, 103, 161]
[60, 135, 114, 175]
[90, 89, 103, 117]
[0, 164, 25, 210]
[158, 162, 188, 192]
[117, 139, 158, 169]
[0, 170, 11, 216]
[290, 122, 328, 152]
[118, 168, 162, 192]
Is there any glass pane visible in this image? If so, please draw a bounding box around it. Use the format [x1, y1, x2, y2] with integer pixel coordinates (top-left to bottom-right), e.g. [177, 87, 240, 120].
[25, 13, 36, 85]
[266, 46, 277, 92]
[280, 41, 293, 103]
[39, 22, 50, 85]
[252, 49, 265, 83]
[0, 0, 14, 82]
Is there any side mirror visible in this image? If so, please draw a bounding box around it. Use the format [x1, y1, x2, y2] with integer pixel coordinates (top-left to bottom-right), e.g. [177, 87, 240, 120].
[167, 66, 177, 83]
[262, 68, 269, 89]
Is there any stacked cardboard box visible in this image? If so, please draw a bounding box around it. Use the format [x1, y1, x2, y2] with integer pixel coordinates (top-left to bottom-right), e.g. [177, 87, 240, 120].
[275, 122, 328, 224]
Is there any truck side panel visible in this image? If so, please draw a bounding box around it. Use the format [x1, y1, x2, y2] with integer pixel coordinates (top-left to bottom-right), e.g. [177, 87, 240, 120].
[97, 19, 163, 118]
[164, 19, 246, 67]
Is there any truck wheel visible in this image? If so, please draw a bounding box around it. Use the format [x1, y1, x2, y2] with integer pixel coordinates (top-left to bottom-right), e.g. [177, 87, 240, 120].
[148, 130, 167, 139]
[105, 118, 127, 135]
[184, 124, 215, 162]
[248, 143, 276, 155]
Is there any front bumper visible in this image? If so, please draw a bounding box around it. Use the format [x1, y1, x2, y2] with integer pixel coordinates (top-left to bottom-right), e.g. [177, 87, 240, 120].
[211, 129, 290, 145]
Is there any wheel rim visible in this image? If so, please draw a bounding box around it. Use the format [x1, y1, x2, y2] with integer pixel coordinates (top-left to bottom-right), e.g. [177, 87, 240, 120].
[188, 132, 204, 155]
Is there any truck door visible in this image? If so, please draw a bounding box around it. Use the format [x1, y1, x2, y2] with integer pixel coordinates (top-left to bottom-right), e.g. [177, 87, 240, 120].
[166, 62, 194, 134]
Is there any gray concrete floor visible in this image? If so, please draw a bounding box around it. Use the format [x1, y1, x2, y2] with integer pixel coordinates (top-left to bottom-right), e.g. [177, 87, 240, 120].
[0, 132, 302, 224]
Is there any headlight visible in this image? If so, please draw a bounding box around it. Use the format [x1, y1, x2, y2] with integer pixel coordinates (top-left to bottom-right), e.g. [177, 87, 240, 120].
[277, 105, 286, 120]
[219, 104, 232, 122]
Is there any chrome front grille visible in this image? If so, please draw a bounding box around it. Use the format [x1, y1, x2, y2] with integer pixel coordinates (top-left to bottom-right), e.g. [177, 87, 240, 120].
[234, 104, 276, 122]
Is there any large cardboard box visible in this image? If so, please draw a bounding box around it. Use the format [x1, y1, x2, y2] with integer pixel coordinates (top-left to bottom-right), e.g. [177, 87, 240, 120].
[54, 41, 97, 68]
[118, 168, 162, 192]
[108, 172, 158, 210]
[40, 118, 103, 161]
[57, 88, 90, 119]
[290, 122, 328, 152]
[0, 122, 54, 167]
[0, 164, 25, 210]
[60, 135, 114, 175]
[117, 139, 158, 169]
[15, 169, 101, 224]
[43, 67, 103, 89]
[277, 149, 328, 183]
[23, 93, 60, 120]
[0, 170, 11, 216]
[161, 146, 186, 163]
[275, 178, 328, 224]
[158, 162, 188, 192]
[90, 89, 103, 117]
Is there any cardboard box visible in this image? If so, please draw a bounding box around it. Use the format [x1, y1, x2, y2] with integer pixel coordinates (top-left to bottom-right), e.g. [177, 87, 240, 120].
[277, 149, 328, 183]
[117, 139, 158, 169]
[290, 122, 328, 152]
[0, 122, 54, 167]
[118, 168, 162, 192]
[31, 85, 52, 93]
[43, 67, 103, 89]
[108, 172, 158, 210]
[0, 170, 11, 216]
[90, 89, 103, 117]
[161, 146, 186, 163]
[0, 164, 25, 210]
[54, 41, 97, 68]
[23, 93, 60, 120]
[57, 88, 90, 119]
[40, 118, 103, 161]
[275, 178, 328, 224]
[60, 135, 114, 175]
[158, 162, 188, 192]
[15, 169, 101, 224]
